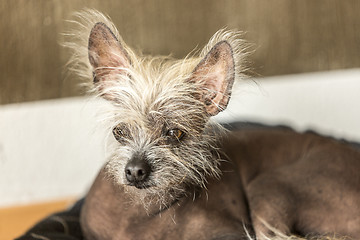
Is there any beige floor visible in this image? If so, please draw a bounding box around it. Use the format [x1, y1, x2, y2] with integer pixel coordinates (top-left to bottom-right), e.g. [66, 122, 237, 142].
[0, 199, 76, 240]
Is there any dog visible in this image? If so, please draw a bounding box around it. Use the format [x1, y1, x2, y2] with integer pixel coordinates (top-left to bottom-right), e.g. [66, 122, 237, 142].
[65, 10, 360, 240]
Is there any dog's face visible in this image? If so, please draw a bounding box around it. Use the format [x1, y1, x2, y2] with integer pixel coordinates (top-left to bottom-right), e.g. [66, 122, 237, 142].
[88, 23, 235, 206]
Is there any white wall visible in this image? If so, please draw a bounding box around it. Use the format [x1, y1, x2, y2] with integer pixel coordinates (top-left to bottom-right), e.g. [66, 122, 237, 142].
[0, 98, 107, 207]
[215, 68, 360, 142]
[1, 69, 360, 207]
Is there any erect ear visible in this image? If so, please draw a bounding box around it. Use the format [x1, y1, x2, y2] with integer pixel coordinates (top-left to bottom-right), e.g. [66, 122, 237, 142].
[190, 41, 235, 116]
[88, 22, 130, 92]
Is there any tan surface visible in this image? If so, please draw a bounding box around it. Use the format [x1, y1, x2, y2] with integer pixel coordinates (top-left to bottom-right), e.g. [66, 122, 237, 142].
[1, 1, 360, 104]
[0, 199, 76, 240]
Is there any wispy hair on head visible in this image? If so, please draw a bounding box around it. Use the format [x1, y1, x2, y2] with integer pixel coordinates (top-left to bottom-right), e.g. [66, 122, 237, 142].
[63, 9, 250, 208]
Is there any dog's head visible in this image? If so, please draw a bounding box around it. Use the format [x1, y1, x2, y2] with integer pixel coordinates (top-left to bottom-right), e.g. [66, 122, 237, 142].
[77, 15, 246, 206]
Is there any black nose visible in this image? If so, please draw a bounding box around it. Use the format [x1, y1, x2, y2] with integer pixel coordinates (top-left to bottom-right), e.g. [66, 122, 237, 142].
[125, 158, 151, 183]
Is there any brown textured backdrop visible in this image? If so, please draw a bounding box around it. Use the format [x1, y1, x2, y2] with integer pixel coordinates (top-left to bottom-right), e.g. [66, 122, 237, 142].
[1, 0, 359, 104]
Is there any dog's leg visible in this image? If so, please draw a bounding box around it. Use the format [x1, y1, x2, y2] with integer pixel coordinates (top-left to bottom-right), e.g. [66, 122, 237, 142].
[246, 174, 296, 239]
[245, 142, 360, 239]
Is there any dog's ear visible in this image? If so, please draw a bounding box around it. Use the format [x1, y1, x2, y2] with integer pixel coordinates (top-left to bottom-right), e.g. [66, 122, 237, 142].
[190, 41, 235, 116]
[88, 22, 130, 92]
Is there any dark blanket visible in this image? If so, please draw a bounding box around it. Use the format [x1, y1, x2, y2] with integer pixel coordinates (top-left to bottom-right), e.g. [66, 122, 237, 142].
[15, 122, 360, 240]
[15, 199, 84, 240]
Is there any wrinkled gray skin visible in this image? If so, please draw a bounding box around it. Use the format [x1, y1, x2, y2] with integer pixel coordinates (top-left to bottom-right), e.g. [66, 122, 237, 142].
[81, 127, 360, 240]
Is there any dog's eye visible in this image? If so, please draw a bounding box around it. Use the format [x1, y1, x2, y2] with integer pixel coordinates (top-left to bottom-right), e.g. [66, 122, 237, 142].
[112, 126, 125, 142]
[167, 129, 185, 140]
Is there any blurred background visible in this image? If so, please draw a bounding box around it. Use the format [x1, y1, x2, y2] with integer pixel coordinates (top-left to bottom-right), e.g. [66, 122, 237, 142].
[1, 1, 360, 239]
[1, 0, 360, 104]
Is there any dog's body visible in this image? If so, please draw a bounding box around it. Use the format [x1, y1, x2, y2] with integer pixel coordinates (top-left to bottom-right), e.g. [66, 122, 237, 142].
[81, 127, 360, 240]
[66, 11, 360, 240]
